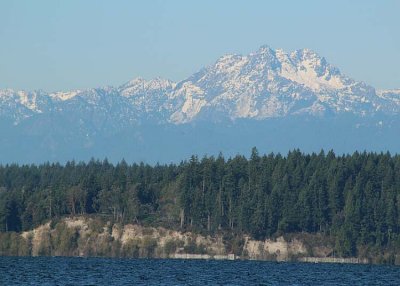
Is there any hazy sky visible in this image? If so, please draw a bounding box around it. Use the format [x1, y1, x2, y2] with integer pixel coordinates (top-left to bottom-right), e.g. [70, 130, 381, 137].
[1, 0, 399, 91]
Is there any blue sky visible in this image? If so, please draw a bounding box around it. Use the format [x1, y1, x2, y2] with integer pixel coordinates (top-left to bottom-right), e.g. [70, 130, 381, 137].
[1, 0, 399, 91]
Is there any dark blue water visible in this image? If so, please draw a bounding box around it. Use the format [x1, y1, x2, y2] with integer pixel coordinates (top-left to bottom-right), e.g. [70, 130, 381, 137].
[1, 257, 399, 285]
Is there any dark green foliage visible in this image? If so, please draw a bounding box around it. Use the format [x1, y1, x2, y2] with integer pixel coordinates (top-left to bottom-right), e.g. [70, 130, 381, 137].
[0, 232, 31, 256]
[183, 238, 207, 254]
[163, 239, 179, 255]
[121, 239, 141, 258]
[49, 222, 79, 256]
[1, 149, 400, 257]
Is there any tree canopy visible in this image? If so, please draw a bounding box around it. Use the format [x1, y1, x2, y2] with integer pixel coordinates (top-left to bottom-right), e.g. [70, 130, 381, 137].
[1, 149, 400, 257]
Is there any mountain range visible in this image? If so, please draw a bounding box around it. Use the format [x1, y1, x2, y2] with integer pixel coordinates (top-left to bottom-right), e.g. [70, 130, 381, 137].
[1, 45, 400, 163]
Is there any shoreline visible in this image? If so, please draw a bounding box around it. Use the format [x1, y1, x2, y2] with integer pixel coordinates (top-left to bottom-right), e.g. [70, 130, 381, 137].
[0, 216, 393, 265]
[0, 254, 371, 266]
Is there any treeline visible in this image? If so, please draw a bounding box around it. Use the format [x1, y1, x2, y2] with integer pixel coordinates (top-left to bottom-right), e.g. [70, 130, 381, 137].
[1, 148, 400, 257]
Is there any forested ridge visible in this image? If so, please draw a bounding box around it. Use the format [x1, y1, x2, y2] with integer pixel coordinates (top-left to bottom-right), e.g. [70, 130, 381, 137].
[1, 148, 400, 258]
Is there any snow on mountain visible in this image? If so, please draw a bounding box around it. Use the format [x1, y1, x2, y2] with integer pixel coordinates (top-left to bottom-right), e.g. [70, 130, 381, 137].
[1, 45, 400, 126]
[49, 90, 81, 101]
[375, 89, 400, 114]
[168, 45, 381, 123]
[376, 89, 400, 104]
[277, 48, 345, 91]
[118, 77, 176, 121]
[119, 77, 176, 97]
[0, 89, 55, 124]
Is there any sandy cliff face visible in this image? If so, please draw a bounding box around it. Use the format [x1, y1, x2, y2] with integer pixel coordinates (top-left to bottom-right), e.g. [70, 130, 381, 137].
[21, 223, 51, 256]
[243, 236, 307, 261]
[18, 217, 330, 260]
[20, 217, 228, 258]
[5, 217, 398, 264]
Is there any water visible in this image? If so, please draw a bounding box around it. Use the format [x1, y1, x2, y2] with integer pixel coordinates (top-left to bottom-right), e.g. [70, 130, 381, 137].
[1, 257, 399, 285]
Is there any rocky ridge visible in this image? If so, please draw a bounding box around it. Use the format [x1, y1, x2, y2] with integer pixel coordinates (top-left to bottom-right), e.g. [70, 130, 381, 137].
[1, 45, 399, 126]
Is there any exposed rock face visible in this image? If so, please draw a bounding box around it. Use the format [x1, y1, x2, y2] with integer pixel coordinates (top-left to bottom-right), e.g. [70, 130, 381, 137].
[21, 217, 227, 258]
[21, 223, 51, 256]
[243, 236, 307, 261]
[16, 216, 334, 261]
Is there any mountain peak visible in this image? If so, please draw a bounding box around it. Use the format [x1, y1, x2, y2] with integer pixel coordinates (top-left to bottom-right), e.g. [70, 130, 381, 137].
[255, 45, 274, 55]
[119, 77, 175, 97]
[49, 90, 81, 101]
[295, 48, 320, 58]
[0, 45, 399, 126]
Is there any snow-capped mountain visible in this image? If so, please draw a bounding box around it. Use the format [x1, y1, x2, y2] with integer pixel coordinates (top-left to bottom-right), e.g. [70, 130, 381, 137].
[1, 45, 398, 126]
[1, 45, 400, 163]
[169, 46, 384, 123]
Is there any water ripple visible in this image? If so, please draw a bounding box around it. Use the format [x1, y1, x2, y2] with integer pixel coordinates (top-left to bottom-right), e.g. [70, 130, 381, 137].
[0, 257, 399, 285]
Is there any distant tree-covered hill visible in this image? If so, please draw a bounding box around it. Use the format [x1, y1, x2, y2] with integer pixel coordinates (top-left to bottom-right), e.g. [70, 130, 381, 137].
[1, 149, 400, 258]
